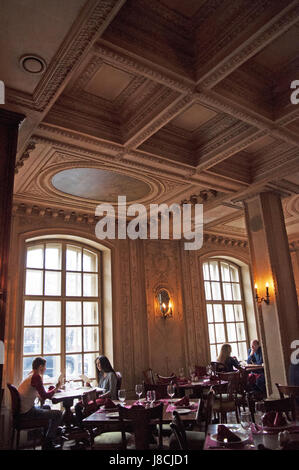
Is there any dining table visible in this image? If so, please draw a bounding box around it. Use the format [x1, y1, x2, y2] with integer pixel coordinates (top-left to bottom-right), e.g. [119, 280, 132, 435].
[204, 422, 299, 450]
[176, 378, 228, 397]
[82, 398, 201, 429]
[51, 386, 105, 427]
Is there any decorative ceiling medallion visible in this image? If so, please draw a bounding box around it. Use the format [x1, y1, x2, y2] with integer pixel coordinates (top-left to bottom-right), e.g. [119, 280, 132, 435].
[51, 167, 151, 203]
[19, 54, 47, 74]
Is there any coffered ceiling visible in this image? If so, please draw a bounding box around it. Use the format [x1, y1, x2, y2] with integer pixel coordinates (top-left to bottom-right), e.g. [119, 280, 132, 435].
[1, 0, 299, 241]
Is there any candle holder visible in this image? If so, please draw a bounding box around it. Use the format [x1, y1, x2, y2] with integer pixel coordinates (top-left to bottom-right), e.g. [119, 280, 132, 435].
[254, 283, 270, 305]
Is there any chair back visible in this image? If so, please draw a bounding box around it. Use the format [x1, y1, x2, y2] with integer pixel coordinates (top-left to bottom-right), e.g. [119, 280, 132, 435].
[263, 397, 296, 421]
[143, 382, 170, 399]
[7, 384, 21, 418]
[156, 374, 177, 384]
[82, 389, 98, 416]
[194, 365, 207, 378]
[115, 372, 122, 393]
[118, 403, 163, 450]
[170, 410, 187, 450]
[210, 361, 225, 373]
[143, 368, 155, 385]
[276, 383, 299, 400]
[217, 371, 241, 400]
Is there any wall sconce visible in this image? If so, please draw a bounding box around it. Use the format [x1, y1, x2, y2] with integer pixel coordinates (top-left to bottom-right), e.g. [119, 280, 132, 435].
[254, 282, 270, 305]
[157, 288, 173, 319]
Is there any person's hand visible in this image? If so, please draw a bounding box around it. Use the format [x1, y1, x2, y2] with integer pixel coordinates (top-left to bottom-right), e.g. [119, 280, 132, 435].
[250, 349, 254, 356]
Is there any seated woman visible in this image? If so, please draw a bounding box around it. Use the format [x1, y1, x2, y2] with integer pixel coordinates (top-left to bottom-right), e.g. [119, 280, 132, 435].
[216, 343, 240, 372]
[75, 355, 117, 425]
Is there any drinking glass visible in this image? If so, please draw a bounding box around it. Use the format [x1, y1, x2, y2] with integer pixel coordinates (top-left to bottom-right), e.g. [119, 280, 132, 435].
[146, 390, 156, 406]
[240, 411, 252, 434]
[135, 384, 143, 403]
[255, 401, 264, 427]
[167, 383, 175, 403]
[118, 389, 126, 405]
[206, 365, 212, 377]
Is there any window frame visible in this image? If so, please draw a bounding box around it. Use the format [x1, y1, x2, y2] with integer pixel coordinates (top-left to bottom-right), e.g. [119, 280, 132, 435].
[202, 257, 249, 361]
[21, 239, 103, 384]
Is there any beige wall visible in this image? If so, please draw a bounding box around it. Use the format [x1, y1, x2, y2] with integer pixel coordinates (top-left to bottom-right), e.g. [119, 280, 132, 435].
[4, 210, 255, 402]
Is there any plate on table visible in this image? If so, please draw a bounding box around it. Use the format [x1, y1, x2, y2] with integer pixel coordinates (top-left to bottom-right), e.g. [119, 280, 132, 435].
[174, 408, 192, 414]
[210, 425, 249, 447]
[105, 412, 119, 418]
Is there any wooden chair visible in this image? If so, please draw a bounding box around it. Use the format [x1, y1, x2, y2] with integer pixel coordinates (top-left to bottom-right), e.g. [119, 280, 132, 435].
[211, 373, 241, 423]
[7, 383, 49, 449]
[276, 383, 299, 402]
[194, 365, 207, 378]
[210, 361, 225, 373]
[143, 368, 155, 385]
[143, 382, 172, 399]
[263, 397, 296, 422]
[169, 410, 205, 450]
[118, 403, 164, 450]
[156, 374, 177, 384]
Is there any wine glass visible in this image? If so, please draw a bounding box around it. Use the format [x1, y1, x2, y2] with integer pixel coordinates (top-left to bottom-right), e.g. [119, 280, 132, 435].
[240, 411, 252, 435]
[255, 401, 264, 427]
[206, 365, 212, 377]
[167, 383, 175, 403]
[146, 390, 156, 406]
[118, 389, 126, 406]
[135, 384, 143, 403]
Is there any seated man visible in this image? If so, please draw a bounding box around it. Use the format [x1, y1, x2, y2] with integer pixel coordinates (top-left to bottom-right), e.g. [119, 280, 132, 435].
[247, 340, 266, 395]
[247, 340, 263, 365]
[18, 356, 62, 450]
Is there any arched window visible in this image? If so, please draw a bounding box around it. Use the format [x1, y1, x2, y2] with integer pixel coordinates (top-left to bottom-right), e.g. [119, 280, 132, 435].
[22, 240, 101, 384]
[202, 258, 248, 362]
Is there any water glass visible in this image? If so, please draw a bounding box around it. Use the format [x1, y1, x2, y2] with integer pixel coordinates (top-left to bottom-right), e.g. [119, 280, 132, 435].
[135, 384, 143, 403]
[240, 411, 252, 434]
[118, 389, 126, 405]
[255, 401, 264, 427]
[167, 384, 175, 402]
[146, 390, 156, 406]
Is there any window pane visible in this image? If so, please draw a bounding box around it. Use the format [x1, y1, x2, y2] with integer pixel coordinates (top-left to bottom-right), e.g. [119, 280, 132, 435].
[84, 327, 99, 352]
[23, 356, 35, 378]
[83, 274, 98, 297]
[43, 356, 61, 383]
[66, 327, 82, 353]
[45, 271, 61, 296]
[84, 353, 98, 379]
[236, 323, 246, 341]
[234, 304, 244, 321]
[66, 354, 82, 379]
[204, 281, 211, 300]
[215, 323, 225, 343]
[44, 301, 61, 325]
[83, 249, 98, 272]
[230, 265, 239, 282]
[223, 283, 233, 300]
[44, 328, 61, 354]
[26, 245, 43, 268]
[66, 302, 81, 325]
[213, 304, 223, 322]
[209, 261, 219, 280]
[66, 245, 82, 271]
[211, 282, 221, 300]
[227, 323, 237, 342]
[83, 302, 98, 324]
[239, 342, 247, 361]
[23, 328, 41, 355]
[208, 324, 215, 344]
[220, 262, 230, 282]
[232, 283, 241, 301]
[225, 304, 234, 322]
[231, 343, 239, 359]
[25, 270, 43, 295]
[203, 262, 210, 280]
[210, 345, 217, 362]
[24, 301, 42, 326]
[45, 243, 61, 270]
[66, 272, 82, 296]
[206, 304, 213, 323]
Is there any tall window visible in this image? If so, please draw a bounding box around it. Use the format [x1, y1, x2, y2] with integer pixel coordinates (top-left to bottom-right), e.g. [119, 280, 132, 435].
[22, 241, 101, 384]
[202, 258, 248, 361]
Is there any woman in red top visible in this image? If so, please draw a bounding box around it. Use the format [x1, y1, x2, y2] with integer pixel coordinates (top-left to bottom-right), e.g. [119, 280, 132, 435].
[18, 357, 62, 450]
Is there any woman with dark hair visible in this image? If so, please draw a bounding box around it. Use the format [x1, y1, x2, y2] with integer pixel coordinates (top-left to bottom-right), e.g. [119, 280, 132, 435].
[74, 355, 117, 426]
[95, 355, 117, 400]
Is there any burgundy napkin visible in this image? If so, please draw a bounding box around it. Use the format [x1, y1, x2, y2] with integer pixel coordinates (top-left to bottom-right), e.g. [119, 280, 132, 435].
[175, 396, 189, 407]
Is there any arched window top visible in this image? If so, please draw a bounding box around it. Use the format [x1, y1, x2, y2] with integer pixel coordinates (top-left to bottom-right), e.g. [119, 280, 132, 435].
[202, 258, 248, 362]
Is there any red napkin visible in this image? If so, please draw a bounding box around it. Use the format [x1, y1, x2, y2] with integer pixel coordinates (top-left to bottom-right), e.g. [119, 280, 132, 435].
[175, 396, 189, 407]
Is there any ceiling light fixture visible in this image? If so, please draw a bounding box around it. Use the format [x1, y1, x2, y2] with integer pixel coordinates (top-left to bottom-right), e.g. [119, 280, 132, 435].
[19, 55, 46, 74]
